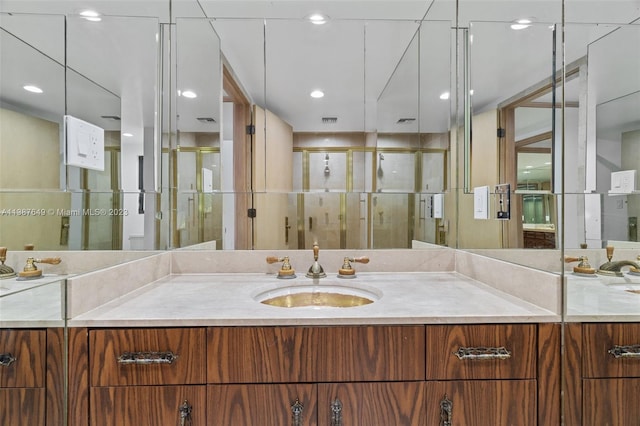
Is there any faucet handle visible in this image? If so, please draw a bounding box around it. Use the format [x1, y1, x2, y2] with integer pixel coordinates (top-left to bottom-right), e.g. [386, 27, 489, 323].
[606, 245, 615, 261]
[338, 256, 369, 278]
[564, 255, 595, 275]
[266, 256, 296, 279]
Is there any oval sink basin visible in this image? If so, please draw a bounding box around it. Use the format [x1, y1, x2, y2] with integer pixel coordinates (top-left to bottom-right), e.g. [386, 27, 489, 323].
[255, 284, 380, 308]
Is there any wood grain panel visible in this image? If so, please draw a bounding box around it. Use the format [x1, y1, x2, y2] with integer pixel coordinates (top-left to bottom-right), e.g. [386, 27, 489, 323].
[318, 382, 425, 426]
[208, 384, 317, 426]
[583, 378, 640, 426]
[425, 324, 536, 380]
[0, 388, 45, 425]
[91, 385, 206, 426]
[207, 327, 313, 383]
[90, 328, 206, 386]
[563, 322, 583, 426]
[583, 323, 640, 378]
[316, 326, 425, 382]
[537, 323, 561, 426]
[45, 328, 65, 426]
[68, 327, 90, 426]
[0, 329, 45, 387]
[425, 380, 536, 426]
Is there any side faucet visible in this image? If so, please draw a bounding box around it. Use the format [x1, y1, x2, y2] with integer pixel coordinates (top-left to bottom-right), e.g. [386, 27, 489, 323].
[338, 256, 370, 279]
[597, 246, 640, 277]
[266, 256, 296, 279]
[306, 242, 326, 279]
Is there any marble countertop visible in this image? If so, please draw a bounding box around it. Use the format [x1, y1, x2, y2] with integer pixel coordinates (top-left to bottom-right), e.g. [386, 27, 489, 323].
[0, 274, 67, 327]
[566, 272, 640, 321]
[69, 271, 559, 327]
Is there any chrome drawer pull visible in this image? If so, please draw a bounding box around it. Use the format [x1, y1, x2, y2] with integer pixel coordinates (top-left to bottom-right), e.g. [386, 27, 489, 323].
[608, 344, 640, 359]
[440, 394, 453, 426]
[453, 346, 511, 360]
[0, 353, 17, 367]
[117, 351, 179, 365]
[330, 398, 343, 426]
[291, 398, 304, 426]
[178, 399, 192, 426]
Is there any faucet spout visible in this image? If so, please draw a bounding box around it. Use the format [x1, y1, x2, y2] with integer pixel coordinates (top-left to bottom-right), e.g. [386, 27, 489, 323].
[598, 260, 640, 276]
[306, 242, 326, 279]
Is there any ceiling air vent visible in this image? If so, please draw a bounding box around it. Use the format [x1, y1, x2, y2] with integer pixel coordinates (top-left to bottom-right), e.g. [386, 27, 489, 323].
[100, 115, 121, 121]
[396, 118, 416, 124]
[197, 117, 217, 123]
[322, 117, 338, 124]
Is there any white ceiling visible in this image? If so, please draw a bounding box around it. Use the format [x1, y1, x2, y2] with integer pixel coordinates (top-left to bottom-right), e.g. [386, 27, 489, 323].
[0, 1, 639, 135]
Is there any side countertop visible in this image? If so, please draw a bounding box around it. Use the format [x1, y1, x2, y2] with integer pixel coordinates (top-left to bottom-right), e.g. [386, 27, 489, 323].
[68, 272, 560, 327]
[566, 272, 640, 322]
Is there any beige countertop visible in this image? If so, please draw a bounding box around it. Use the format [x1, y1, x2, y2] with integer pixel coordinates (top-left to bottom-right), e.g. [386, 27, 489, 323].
[69, 271, 560, 327]
[566, 272, 640, 322]
[0, 274, 67, 327]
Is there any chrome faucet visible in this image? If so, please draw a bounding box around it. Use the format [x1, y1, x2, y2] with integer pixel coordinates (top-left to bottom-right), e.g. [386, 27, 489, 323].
[306, 242, 326, 279]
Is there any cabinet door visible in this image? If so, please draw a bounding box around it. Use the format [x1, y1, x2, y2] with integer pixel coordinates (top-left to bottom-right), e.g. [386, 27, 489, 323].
[426, 324, 536, 380]
[90, 385, 206, 426]
[90, 328, 206, 386]
[583, 378, 640, 426]
[583, 323, 640, 378]
[0, 329, 45, 387]
[318, 382, 425, 426]
[208, 384, 316, 426]
[425, 380, 536, 426]
[0, 388, 45, 425]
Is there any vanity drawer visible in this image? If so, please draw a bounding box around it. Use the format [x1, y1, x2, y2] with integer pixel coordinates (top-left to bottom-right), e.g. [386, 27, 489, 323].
[315, 325, 425, 382]
[425, 324, 536, 380]
[583, 323, 640, 378]
[90, 328, 206, 387]
[0, 329, 45, 388]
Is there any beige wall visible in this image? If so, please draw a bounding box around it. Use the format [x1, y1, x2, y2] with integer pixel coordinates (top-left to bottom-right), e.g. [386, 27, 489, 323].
[0, 108, 60, 189]
[453, 109, 503, 249]
[0, 108, 72, 250]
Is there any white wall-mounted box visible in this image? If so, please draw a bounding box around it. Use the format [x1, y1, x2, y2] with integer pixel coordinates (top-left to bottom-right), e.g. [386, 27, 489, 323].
[64, 115, 105, 171]
[474, 186, 490, 219]
[432, 193, 444, 219]
[609, 169, 637, 194]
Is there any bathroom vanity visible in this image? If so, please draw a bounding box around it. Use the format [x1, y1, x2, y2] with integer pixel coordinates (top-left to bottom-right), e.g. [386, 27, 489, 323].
[61, 249, 564, 425]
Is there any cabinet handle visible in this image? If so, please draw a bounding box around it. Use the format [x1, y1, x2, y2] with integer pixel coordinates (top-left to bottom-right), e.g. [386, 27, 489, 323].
[330, 398, 343, 426]
[291, 398, 304, 426]
[117, 351, 179, 365]
[608, 344, 640, 358]
[0, 353, 16, 367]
[178, 399, 192, 426]
[453, 346, 511, 360]
[440, 394, 453, 426]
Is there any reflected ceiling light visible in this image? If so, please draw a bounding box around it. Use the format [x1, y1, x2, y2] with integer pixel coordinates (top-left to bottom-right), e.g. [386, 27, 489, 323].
[181, 90, 197, 99]
[439, 92, 450, 100]
[310, 90, 325, 98]
[23, 85, 43, 94]
[523, 170, 531, 174]
[80, 10, 102, 22]
[308, 13, 329, 25]
[511, 18, 532, 30]
[469, 89, 474, 96]
[545, 161, 552, 165]
[122, 132, 133, 137]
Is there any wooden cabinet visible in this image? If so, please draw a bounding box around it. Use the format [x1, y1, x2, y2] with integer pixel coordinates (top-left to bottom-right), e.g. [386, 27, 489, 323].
[76, 323, 554, 426]
[88, 328, 207, 425]
[0, 328, 64, 426]
[566, 322, 640, 426]
[425, 324, 538, 426]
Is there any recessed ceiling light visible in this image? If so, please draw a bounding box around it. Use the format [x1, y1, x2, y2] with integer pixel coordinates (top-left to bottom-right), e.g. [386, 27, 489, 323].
[122, 132, 133, 137]
[308, 13, 329, 25]
[439, 92, 450, 100]
[310, 90, 325, 98]
[181, 90, 197, 99]
[23, 85, 43, 94]
[79, 10, 102, 22]
[511, 18, 532, 30]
